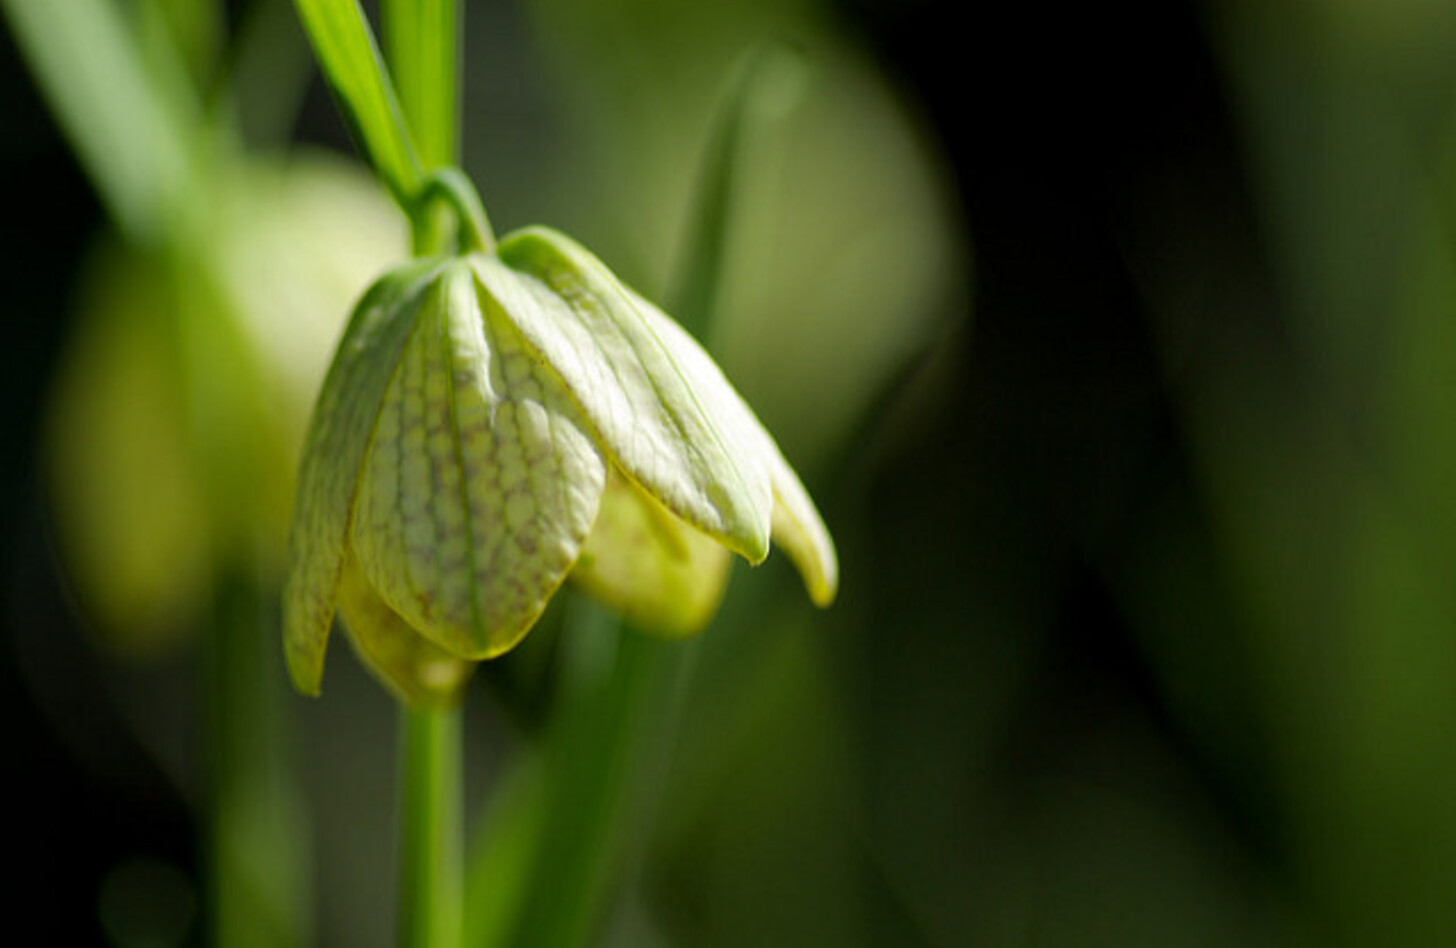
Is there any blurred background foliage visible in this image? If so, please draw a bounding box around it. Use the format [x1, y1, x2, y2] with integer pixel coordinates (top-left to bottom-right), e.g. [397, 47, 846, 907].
[8, 0, 1456, 946]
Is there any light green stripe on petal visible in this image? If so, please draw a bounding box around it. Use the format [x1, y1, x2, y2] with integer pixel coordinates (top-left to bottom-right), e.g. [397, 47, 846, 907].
[283, 258, 447, 695]
[627, 289, 839, 607]
[484, 228, 773, 563]
[351, 263, 605, 659]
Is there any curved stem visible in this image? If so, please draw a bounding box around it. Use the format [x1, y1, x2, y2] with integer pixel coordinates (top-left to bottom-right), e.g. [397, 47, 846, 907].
[398, 705, 464, 948]
[412, 167, 497, 256]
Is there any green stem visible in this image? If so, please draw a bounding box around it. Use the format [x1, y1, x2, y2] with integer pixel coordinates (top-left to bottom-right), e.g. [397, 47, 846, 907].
[206, 567, 313, 948]
[387, 0, 464, 257]
[501, 607, 644, 948]
[412, 167, 497, 256]
[380, 2, 468, 945]
[398, 705, 464, 948]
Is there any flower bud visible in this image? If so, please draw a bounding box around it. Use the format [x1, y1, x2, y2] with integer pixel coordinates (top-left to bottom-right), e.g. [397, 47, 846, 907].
[285, 228, 836, 705]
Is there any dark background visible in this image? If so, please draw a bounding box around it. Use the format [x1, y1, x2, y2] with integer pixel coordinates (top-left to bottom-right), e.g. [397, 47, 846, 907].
[8, 0, 1456, 945]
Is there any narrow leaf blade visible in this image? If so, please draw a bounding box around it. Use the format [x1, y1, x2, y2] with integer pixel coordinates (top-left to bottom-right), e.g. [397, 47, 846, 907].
[383, 0, 458, 170]
[292, 0, 421, 202]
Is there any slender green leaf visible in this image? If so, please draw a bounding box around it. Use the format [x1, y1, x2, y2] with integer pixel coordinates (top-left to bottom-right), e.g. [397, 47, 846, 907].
[462, 754, 549, 948]
[1, 0, 196, 243]
[492, 605, 669, 948]
[384, 0, 459, 170]
[292, 0, 421, 203]
[463, 49, 834, 948]
[670, 45, 807, 342]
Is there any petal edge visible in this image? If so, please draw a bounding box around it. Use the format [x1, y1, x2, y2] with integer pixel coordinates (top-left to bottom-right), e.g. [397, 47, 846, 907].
[626, 289, 839, 607]
[282, 258, 446, 694]
[487, 229, 773, 563]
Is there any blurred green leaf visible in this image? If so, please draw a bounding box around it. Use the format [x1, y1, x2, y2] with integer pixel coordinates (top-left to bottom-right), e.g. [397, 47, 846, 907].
[1, 0, 197, 242]
[292, 0, 421, 204]
[668, 44, 806, 343]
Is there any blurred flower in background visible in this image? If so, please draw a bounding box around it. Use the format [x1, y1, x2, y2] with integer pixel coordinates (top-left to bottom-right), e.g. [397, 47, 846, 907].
[46, 154, 405, 656]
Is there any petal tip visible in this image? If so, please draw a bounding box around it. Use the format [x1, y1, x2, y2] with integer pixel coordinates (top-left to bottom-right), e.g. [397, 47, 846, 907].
[282, 579, 332, 698]
[808, 568, 839, 609]
[284, 645, 325, 697]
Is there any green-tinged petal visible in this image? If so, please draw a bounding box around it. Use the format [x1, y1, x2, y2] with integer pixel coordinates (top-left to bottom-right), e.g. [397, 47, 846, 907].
[570, 467, 733, 635]
[283, 258, 446, 696]
[337, 554, 474, 707]
[351, 263, 605, 659]
[767, 455, 839, 607]
[485, 229, 773, 562]
[627, 289, 839, 606]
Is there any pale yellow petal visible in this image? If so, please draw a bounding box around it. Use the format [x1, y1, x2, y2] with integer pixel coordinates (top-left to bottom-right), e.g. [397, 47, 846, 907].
[337, 554, 475, 708]
[570, 467, 733, 635]
[766, 451, 839, 607]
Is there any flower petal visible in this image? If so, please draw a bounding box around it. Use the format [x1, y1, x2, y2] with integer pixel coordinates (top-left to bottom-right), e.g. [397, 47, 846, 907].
[283, 258, 446, 696]
[337, 553, 475, 708]
[351, 262, 605, 659]
[570, 467, 733, 635]
[766, 451, 839, 607]
[484, 228, 773, 563]
[627, 290, 839, 606]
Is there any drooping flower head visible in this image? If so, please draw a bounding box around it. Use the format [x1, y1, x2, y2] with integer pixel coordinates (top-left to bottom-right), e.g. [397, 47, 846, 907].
[284, 225, 836, 706]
